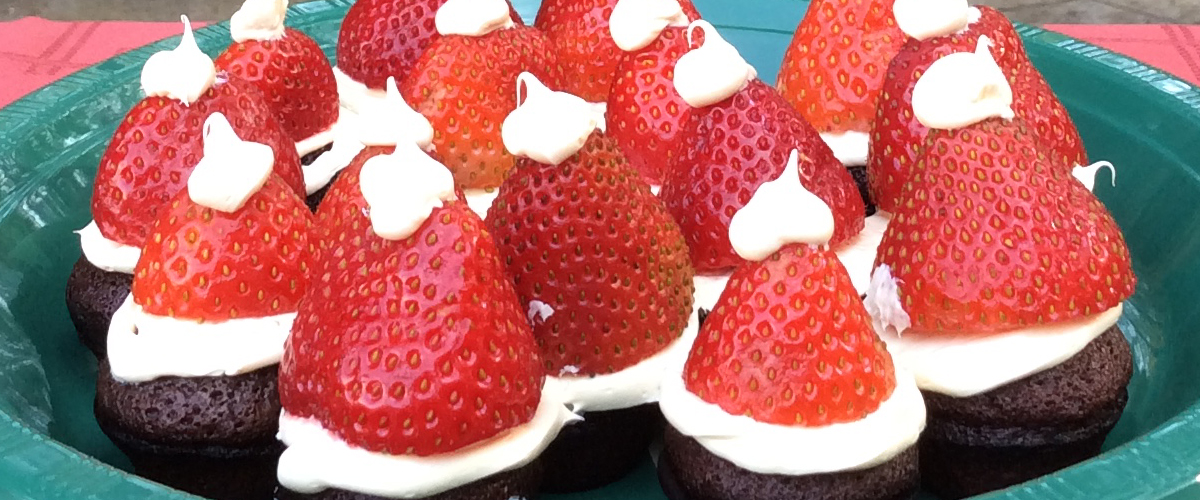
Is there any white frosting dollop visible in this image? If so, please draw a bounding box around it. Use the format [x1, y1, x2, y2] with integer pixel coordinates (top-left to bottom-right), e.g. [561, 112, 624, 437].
[359, 141, 456, 240]
[693, 273, 731, 314]
[821, 131, 870, 166]
[76, 221, 141, 274]
[608, 0, 689, 52]
[673, 20, 757, 108]
[435, 0, 514, 37]
[141, 16, 217, 105]
[188, 113, 275, 213]
[296, 124, 338, 157]
[863, 263, 913, 335]
[892, 0, 972, 41]
[728, 150, 835, 261]
[277, 379, 580, 497]
[912, 37, 1014, 130]
[463, 188, 499, 219]
[230, 0, 287, 43]
[660, 366, 926, 475]
[834, 213, 891, 295]
[501, 72, 606, 165]
[1073, 161, 1116, 192]
[107, 294, 294, 383]
[359, 77, 435, 149]
[333, 67, 387, 115]
[879, 305, 1124, 397]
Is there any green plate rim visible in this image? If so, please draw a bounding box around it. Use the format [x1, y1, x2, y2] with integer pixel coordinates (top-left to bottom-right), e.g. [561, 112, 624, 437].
[2, 2, 1200, 498]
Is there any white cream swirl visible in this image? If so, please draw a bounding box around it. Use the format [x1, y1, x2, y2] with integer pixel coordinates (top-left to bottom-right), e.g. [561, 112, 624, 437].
[359, 141, 456, 240]
[892, 0, 973, 41]
[333, 67, 387, 115]
[728, 150, 834, 261]
[1073, 161, 1116, 192]
[608, 0, 689, 52]
[673, 20, 757, 108]
[358, 77, 435, 149]
[878, 305, 1124, 397]
[912, 36, 1014, 130]
[435, 0, 515, 37]
[501, 72, 606, 165]
[188, 113, 274, 213]
[230, 0, 287, 43]
[76, 221, 141, 274]
[660, 367, 926, 475]
[107, 294, 294, 383]
[277, 379, 580, 498]
[141, 15, 216, 105]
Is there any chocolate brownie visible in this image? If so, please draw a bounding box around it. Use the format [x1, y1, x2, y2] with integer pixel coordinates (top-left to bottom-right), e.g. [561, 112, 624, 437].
[275, 459, 544, 500]
[65, 255, 133, 357]
[918, 325, 1133, 499]
[538, 403, 663, 493]
[847, 165, 876, 217]
[660, 425, 920, 500]
[302, 143, 337, 211]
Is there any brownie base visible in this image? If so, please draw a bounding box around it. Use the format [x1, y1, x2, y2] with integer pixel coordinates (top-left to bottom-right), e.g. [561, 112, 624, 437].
[302, 143, 337, 212]
[275, 458, 544, 500]
[94, 359, 283, 500]
[659, 426, 919, 500]
[919, 325, 1133, 500]
[538, 403, 663, 493]
[847, 165, 876, 217]
[65, 255, 132, 357]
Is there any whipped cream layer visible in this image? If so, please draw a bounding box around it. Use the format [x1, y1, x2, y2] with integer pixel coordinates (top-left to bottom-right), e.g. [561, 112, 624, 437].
[878, 304, 1124, 397]
[302, 112, 364, 194]
[660, 367, 926, 475]
[296, 124, 338, 158]
[107, 294, 294, 383]
[464, 188, 499, 219]
[608, 0, 689, 52]
[77, 221, 140, 274]
[333, 67, 387, 116]
[277, 379, 579, 498]
[821, 131, 870, 166]
[834, 213, 890, 296]
[693, 273, 731, 314]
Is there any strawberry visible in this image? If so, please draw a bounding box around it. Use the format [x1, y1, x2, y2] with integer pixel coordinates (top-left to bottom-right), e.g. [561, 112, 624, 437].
[867, 6, 1083, 213]
[280, 175, 542, 455]
[776, 0, 906, 135]
[216, 27, 340, 145]
[872, 118, 1134, 333]
[400, 26, 564, 190]
[336, 0, 524, 90]
[486, 132, 695, 375]
[535, 0, 701, 103]
[660, 79, 865, 274]
[606, 26, 695, 185]
[92, 76, 305, 248]
[684, 243, 895, 426]
[131, 173, 316, 321]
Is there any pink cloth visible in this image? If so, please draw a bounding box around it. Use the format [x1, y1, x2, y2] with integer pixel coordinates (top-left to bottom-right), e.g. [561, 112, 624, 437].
[0, 17, 1196, 107]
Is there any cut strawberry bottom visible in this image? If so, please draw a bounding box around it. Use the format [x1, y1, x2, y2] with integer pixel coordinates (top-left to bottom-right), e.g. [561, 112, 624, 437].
[274, 381, 577, 498]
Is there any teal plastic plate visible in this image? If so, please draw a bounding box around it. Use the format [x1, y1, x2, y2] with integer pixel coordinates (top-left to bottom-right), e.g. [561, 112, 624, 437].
[2, 0, 1200, 498]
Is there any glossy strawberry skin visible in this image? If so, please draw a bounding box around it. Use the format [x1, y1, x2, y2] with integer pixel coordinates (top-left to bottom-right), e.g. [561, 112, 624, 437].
[777, 0, 906, 133]
[868, 6, 1037, 213]
[1009, 60, 1089, 170]
[606, 26, 694, 185]
[131, 176, 316, 321]
[685, 244, 895, 426]
[216, 28, 340, 143]
[535, 0, 701, 103]
[660, 79, 865, 274]
[400, 26, 564, 190]
[876, 119, 1135, 333]
[281, 181, 542, 456]
[336, 0, 524, 89]
[92, 76, 305, 247]
[486, 133, 695, 375]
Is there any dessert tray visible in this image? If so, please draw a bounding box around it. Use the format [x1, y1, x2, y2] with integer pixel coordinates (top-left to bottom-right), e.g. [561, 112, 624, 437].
[1, 0, 1200, 498]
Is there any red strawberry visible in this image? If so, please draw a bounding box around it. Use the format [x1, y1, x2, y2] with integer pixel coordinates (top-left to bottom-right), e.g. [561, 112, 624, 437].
[92, 76, 305, 248]
[660, 79, 865, 274]
[867, 6, 1074, 213]
[535, 0, 701, 103]
[606, 26, 695, 185]
[776, 0, 906, 135]
[685, 243, 895, 426]
[400, 26, 564, 190]
[280, 172, 542, 456]
[216, 27, 340, 145]
[131, 173, 316, 321]
[1009, 59, 1089, 169]
[486, 133, 695, 375]
[872, 118, 1134, 333]
[336, 0, 524, 90]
